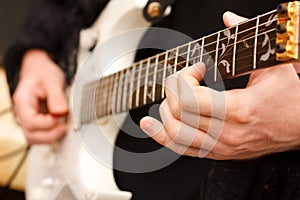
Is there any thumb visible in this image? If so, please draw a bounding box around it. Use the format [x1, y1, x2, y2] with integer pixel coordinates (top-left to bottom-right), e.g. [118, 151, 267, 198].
[223, 11, 248, 27]
[46, 81, 68, 116]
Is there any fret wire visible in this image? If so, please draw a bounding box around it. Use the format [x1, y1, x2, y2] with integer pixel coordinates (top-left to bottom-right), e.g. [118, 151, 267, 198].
[93, 27, 276, 108]
[98, 75, 108, 116]
[107, 74, 114, 115]
[176, 28, 276, 70]
[174, 46, 179, 73]
[136, 61, 142, 108]
[98, 78, 105, 117]
[134, 17, 277, 75]
[186, 42, 191, 67]
[103, 77, 109, 116]
[128, 64, 136, 110]
[122, 68, 129, 112]
[127, 15, 278, 82]
[162, 51, 168, 98]
[113, 71, 120, 114]
[90, 35, 277, 119]
[189, 17, 277, 59]
[214, 31, 220, 82]
[232, 24, 239, 76]
[253, 15, 260, 69]
[152, 54, 159, 102]
[143, 58, 150, 105]
[209, 39, 277, 76]
[92, 27, 277, 112]
[117, 71, 124, 113]
[200, 37, 205, 63]
[80, 11, 278, 122]
[97, 79, 102, 117]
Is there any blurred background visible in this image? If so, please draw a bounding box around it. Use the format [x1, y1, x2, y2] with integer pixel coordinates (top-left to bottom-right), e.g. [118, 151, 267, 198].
[0, 0, 32, 63]
[0, 0, 32, 199]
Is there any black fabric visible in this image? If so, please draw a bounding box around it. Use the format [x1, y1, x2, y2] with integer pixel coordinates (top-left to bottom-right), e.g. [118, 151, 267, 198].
[4, 0, 300, 199]
[114, 104, 214, 200]
[115, 1, 300, 200]
[3, 0, 109, 95]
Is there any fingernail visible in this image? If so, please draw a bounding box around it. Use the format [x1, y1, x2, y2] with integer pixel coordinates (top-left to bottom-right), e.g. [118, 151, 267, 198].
[140, 117, 153, 131]
[193, 62, 205, 73]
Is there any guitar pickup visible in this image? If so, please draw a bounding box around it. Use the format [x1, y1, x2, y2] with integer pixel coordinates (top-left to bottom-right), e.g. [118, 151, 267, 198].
[276, 1, 300, 61]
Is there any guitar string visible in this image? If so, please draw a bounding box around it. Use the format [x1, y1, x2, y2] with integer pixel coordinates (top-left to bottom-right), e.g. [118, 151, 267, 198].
[92, 28, 277, 99]
[81, 12, 278, 91]
[82, 34, 277, 121]
[80, 11, 277, 111]
[96, 37, 277, 106]
[81, 14, 278, 97]
[95, 21, 277, 91]
[84, 30, 277, 119]
[82, 6, 300, 121]
[80, 11, 281, 120]
[91, 26, 277, 101]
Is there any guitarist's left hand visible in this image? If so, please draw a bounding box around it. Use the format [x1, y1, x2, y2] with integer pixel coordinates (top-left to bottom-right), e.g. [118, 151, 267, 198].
[140, 12, 300, 160]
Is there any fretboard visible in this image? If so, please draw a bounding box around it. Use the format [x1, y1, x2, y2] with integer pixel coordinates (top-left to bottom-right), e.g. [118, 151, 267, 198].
[79, 3, 299, 125]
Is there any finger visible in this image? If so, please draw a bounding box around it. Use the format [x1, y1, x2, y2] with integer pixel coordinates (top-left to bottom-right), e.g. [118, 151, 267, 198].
[45, 82, 68, 116]
[25, 123, 67, 145]
[294, 62, 300, 73]
[159, 100, 218, 149]
[140, 116, 170, 145]
[181, 111, 225, 139]
[164, 75, 181, 119]
[13, 87, 61, 131]
[161, 101, 229, 158]
[140, 116, 205, 157]
[176, 64, 226, 118]
[223, 11, 248, 27]
[178, 62, 206, 87]
[165, 63, 205, 118]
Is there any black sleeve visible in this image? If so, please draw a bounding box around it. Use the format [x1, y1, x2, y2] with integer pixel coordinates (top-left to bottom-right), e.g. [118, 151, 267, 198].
[3, 0, 109, 95]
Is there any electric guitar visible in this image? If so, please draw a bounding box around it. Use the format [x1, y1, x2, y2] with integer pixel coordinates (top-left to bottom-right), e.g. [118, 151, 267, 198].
[26, 1, 300, 199]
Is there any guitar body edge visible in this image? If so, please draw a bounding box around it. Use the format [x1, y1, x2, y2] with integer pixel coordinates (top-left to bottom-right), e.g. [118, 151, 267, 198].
[26, 0, 150, 199]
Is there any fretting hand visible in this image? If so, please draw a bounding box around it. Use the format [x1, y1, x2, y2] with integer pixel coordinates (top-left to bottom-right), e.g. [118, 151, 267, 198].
[140, 12, 300, 160]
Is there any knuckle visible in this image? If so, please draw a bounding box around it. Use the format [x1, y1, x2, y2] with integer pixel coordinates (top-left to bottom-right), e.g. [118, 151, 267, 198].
[24, 121, 36, 132]
[230, 103, 254, 124]
[181, 93, 198, 111]
[180, 98, 192, 110]
[222, 132, 243, 147]
[167, 124, 181, 142]
[165, 76, 174, 86]
[168, 128, 177, 141]
[169, 101, 181, 119]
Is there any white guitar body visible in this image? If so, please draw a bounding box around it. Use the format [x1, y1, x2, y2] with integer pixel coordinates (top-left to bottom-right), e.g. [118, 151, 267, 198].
[26, 1, 152, 199]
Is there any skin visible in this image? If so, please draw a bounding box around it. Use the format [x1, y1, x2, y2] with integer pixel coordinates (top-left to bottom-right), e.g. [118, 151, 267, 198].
[13, 49, 68, 144]
[140, 12, 300, 160]
[13, 12, 300, 153]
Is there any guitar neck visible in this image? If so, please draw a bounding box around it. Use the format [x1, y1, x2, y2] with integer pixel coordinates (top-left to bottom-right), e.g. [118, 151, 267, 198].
[79, 2, 300, 125]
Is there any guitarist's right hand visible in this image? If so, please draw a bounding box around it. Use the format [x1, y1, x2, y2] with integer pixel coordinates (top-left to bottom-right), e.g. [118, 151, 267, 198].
[13, 49, 68, 144]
